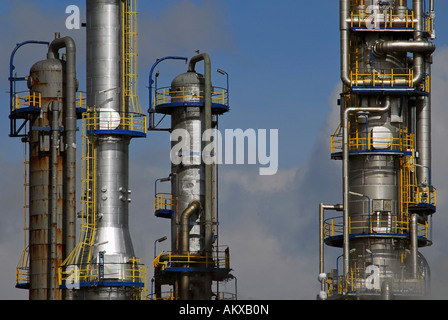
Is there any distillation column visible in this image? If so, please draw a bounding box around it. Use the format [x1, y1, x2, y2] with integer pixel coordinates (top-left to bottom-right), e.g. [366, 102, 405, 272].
[9, 34, 78, 300]
[58, 0, 146, 300]
[319, 0, 436, 299]
[151, 55, 233, 300]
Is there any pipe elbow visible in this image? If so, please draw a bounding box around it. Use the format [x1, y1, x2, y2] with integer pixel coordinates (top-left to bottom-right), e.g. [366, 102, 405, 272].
[188, 53, 211, 72]
[181, 200, 202, 253]
[182, 200, 202, 220]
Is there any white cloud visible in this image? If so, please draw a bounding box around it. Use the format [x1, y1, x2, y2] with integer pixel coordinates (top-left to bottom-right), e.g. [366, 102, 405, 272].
[222, 166, 302, 194]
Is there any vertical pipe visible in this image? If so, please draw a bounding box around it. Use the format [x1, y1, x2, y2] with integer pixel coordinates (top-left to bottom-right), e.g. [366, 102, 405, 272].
[413, 0, 425, 86]
[319, 204, 325, 276]
[340, 0, 351, 87]
[319, 203, 343, 298]
[188, 54, 213, 256]
[49, 101, 60, 300]
[187, 54, 213, 300]
[410, 214, 418, 278]
[47, 35, 77, 266]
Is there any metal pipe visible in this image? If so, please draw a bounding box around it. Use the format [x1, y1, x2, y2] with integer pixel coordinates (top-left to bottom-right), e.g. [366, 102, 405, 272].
[340, 0, 351, 87]
[416, 95, 431, 186]
[381, 280, 393, 300]
[9, 41, 49, 129]
[342, 96, 391, 278]
[187, 53, 213, 256]
[410, 214, 419, 278]
[416, 56, 433, 187]
[319, 203, 343, 275]
[373, 40, 435, 54]
[148, 56, 188, 113]
[47, 35, 77, 260]
[180, 200, 202, 300]
[372, 39, 434, 86]
[49, 100, 60, 300]
[181, 200, 202, 254]
[413, 0, 425, 86]
[319, 203, 343, 298]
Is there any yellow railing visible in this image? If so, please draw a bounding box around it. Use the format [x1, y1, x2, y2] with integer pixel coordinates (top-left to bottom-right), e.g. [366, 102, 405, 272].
[400, 156, 437, 217]
[331, 125, 414, 154]
[12, 91, 41, 111]
[155, 87, 228, 107]
[16, 247, 29, 288]
[154, 248, 230, 272]
[350, 69, 414, 88]
[60, 112, 97, 270]
[58, 260, 147, 299]
[327, 269, 425, 297]
[122, 0, 142, 115]
[83, 109, 147, 134]
[77, 91, 87, 110]
[153, 291, 176, 300]
[350, 9, 414, 29]
[324, 215, 428, 239]
[154, 193, 173, 212]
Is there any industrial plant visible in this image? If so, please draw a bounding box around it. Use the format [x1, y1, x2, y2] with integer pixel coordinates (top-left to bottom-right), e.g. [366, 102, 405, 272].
[9, 0, 234, 300]
[6, 0, 441, 302]
[319, 0, 437, 299]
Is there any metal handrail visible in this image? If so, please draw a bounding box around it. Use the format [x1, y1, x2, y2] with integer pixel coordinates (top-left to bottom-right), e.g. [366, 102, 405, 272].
[154, 193, 173, 212]
[324, 215, 428, 239]
[153, 248, 230, 271]
[154, 86, 228, 107]
[332, 129, 414, 154]
[350, 9, 414, 29]
[12, 91, 41, 111]
[83, 109, 147, 134]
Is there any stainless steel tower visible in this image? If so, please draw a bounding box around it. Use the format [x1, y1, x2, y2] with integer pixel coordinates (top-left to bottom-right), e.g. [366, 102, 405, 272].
[150, 55, 234, 300]
[319, 0, 436, 300]
[58, 0, 147, 300]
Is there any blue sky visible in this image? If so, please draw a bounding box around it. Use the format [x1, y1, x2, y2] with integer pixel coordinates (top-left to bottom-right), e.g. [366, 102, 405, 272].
[1, 0, 448, 300]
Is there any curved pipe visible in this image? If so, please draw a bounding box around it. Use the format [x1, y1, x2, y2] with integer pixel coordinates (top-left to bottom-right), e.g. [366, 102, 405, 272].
[181, 200, 202, 254]
[47, 35, 77, 265]
[373, 39, 435, 85]
[180, 200, 202, 300]
[147, 56, 188, 113]
[9, 41, 49, 117]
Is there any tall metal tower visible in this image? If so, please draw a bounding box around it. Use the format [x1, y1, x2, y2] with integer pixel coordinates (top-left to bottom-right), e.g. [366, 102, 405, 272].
[58, 0, 147, 300]
[9, 35, 80, 300]
[319, 0, 436, 300]
[149, 55, 234, 300]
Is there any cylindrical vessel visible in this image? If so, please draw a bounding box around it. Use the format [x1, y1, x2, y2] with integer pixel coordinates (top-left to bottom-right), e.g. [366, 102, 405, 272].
[170, 71, 206, 255]
[27, 58, 65, 300]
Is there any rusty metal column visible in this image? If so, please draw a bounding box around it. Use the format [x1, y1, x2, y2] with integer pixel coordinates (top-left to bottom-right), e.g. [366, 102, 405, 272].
[27, 52, 65, 300]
